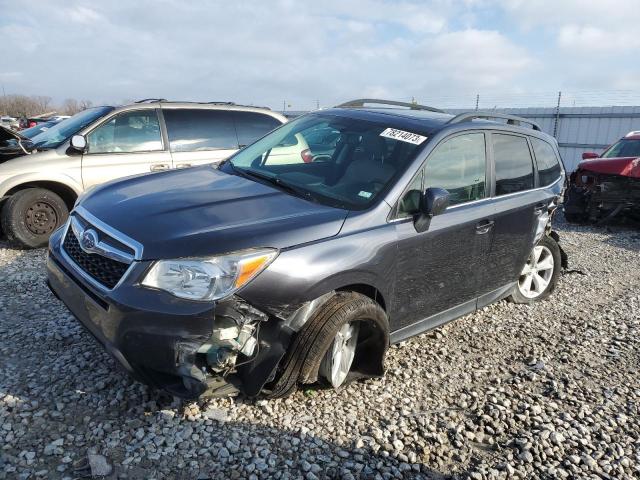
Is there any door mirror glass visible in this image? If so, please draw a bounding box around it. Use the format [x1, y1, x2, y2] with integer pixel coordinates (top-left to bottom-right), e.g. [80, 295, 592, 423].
[582, 152, 599, 160]
[70, 135, 87, 151]
[421, 187, 450, 216]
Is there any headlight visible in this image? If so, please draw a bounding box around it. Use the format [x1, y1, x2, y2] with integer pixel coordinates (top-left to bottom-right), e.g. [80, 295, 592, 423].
[141, 248, 278, 301]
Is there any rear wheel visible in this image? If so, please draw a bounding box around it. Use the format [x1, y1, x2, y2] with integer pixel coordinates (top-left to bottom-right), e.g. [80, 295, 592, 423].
[1, 188, 69, 248]
[509, 235, 561, 304]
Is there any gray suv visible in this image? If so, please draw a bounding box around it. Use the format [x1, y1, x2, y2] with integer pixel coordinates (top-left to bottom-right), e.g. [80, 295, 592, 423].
[47, 99, 567, 399]
[0, 100, 286, 248]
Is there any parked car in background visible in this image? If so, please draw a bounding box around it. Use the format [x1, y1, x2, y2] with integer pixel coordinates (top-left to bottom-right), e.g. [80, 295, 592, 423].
[0, 100, 287, 248]
[564, 131, 640, 223]
[1, 116, 19, 130]
[47, 99, 567, 400]
[0, 126, 32, 164]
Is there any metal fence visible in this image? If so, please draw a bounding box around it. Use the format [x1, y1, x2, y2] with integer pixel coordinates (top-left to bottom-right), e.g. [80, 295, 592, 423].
[448, 106, 640, 172]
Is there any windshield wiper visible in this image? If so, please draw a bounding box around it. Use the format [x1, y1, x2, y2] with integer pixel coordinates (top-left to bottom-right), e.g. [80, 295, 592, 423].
[236, 167, 322, 204]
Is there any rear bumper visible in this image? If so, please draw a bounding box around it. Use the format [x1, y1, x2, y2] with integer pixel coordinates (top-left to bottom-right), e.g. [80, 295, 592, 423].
[46, 227, 292, 398]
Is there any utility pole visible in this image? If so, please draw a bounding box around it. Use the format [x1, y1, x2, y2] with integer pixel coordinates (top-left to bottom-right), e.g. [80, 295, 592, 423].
[475, 94, 480, 111]
[553, 91, 562, 138]
[283, 100, 286, 114]
[316, 99, 320, 110]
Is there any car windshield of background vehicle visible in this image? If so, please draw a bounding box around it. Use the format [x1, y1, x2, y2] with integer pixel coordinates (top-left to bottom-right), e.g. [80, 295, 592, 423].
[29, 106, 115, 150]
[226, 114, 425, 210]
[601, 139, 640, 158]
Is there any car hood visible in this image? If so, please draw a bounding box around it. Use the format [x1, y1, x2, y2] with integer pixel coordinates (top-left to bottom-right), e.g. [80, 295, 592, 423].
[79, 166, 349, 260]
[0, 126, 34, 164]
[0, 125, 28, 143]
[578, 157, 640, 179]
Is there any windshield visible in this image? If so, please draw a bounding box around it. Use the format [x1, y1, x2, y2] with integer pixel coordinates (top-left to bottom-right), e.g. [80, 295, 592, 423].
[602, 139, 640, 158]
[20, 121, 56, 139]
[29, 106, 114, 149]
[226, 113, 425, 210]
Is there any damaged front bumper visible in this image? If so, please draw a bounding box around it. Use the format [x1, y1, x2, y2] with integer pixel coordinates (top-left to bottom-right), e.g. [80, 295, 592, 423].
[565, 170, 640, 223]
[46, 228, 294, 399]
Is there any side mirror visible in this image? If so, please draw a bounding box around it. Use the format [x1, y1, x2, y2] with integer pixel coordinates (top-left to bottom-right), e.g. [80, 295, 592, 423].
[70, 135, 87, 152]
[582, 152, 599, 160]
[414, 187, 450, 233]
[421, 187, 450, 216]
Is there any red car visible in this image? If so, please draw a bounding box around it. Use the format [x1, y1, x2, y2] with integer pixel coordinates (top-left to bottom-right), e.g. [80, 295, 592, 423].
[564, 131, 640, 223]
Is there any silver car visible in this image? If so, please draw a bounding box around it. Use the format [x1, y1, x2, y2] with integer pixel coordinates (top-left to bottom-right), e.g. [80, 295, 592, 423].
[0, 100, 287, 248]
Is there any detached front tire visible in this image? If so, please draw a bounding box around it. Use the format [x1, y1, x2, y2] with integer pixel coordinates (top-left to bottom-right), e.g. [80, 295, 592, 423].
[509, 235, 561, 304]
[266, 292, 389, 398]
[1, 188, 69, 248]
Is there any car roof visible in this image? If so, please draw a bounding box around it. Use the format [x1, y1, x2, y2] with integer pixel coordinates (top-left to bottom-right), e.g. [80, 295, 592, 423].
[317, 105, 551, 140]
[105, 100, 287, 122]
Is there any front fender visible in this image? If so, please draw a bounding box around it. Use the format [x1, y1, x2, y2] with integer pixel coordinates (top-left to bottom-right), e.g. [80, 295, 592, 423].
[0, 172, 83, 197]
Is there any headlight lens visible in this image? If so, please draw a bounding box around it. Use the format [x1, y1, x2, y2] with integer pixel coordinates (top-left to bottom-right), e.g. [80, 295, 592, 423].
[141, 248, 278, 301]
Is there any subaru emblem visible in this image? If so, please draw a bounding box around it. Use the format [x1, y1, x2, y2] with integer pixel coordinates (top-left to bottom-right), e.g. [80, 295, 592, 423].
[80, 229, 99, 253]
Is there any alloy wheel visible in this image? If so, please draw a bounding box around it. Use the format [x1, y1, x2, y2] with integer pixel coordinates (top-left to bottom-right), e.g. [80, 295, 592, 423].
[319, 321, 360, 388]
[518, 245, 555, 299]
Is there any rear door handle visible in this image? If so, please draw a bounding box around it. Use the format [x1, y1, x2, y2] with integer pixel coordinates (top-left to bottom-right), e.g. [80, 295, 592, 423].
[476, 220, 495, 235]
[534, 203, 547, 215]
[150, 164, 169, 172]
[176, 163, 192, 169]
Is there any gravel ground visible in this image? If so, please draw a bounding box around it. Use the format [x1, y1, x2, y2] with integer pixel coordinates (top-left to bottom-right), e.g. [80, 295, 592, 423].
[1, 216, 639, 480]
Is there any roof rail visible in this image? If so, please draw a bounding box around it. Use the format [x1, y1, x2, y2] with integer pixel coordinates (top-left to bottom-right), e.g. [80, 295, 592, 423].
[206, 101, 236, 105]
[336, 98, 445, 114]
[447, 111, 542, 131]
[134, 98, 167, 103]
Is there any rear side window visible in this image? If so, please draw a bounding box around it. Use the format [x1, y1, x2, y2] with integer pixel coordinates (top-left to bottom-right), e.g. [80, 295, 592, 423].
[163, 109, 238, 152]
[424, 133, 487, 206]
[531, 137, 562, 186]
[234, 112, 282, 147]
[492, 134, 534, 196]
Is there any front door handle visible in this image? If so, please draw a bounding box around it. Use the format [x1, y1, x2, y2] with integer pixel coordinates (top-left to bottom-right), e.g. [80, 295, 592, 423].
[476, 220, 495, 235]
[150, 164, 169, 172]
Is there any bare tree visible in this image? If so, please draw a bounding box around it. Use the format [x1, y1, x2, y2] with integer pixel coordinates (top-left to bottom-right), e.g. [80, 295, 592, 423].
[61, 98, 80, 115]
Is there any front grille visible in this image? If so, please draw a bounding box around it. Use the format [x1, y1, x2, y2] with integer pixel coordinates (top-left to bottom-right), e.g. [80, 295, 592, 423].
[63, 228, 130, 289]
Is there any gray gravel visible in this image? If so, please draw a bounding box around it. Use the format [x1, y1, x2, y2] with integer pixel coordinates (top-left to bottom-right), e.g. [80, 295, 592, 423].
[1, 216, 639, 479]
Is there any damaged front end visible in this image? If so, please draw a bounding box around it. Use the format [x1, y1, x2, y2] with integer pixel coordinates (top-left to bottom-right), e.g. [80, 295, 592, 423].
[565, 162, 640, 224]
[171, 296, 295, 399]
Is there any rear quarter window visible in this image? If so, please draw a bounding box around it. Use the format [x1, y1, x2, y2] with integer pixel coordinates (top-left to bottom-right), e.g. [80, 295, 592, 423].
[492, 134, 534, 196]
[163, 109, 239, 152]
[234, 112, 282, 147]
[530, 137, 562, 186]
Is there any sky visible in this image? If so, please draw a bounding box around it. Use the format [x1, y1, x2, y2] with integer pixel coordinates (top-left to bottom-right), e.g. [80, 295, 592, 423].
[1, 0, 639, 110]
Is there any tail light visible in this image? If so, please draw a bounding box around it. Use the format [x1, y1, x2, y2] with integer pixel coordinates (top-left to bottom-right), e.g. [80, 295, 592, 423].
[300, 149, 313, 163]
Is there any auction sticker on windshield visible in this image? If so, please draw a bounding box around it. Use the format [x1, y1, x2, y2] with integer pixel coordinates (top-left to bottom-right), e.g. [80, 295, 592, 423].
[380, 128, 427, 145]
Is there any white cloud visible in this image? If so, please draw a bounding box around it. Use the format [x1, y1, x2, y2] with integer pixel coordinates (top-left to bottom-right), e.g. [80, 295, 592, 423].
[1, 0, 634, 108]
[558, 25, 640, 54]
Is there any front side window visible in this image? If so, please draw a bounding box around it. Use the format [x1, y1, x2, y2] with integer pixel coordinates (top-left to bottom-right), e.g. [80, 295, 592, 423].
[234, 112, 282, 147]
[531, 137, 562, 186]
[87, 110, 162, 154]
[423, 133, 486, 206]
[601, 139, 640, 158]
[492, 134, 534, 196]
[164, 109, 238, 152]
[226, 114, 425, 210]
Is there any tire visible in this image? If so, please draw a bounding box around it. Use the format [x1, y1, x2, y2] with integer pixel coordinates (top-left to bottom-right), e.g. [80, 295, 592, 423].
[509, 235, 561, 304]
[266, 292, 388, 398]
[1, 188, 69, 248]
